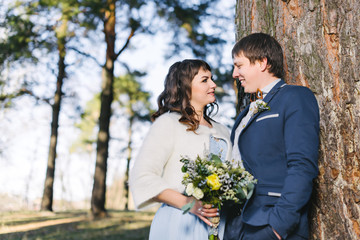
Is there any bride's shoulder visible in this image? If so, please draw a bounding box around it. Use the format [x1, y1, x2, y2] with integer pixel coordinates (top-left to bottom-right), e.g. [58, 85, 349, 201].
[154, 111, 180, 123]
[211, 121, 230, 137]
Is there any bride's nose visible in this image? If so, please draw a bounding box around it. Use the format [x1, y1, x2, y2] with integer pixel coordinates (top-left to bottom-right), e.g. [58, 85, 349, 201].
[210, 79, 216, 89]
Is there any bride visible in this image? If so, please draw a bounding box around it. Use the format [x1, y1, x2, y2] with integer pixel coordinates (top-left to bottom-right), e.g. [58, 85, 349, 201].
[129, 59, 232, 239]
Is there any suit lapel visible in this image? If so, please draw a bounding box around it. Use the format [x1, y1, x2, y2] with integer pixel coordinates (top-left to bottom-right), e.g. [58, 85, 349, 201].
[240, 80, 286, 134]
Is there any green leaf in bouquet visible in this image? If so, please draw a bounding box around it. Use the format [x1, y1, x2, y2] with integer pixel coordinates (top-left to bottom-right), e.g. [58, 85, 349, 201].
[246, 183, 255, 199]
[181, 199, 196, 214]
[236, 187, 246, 200]
[242, 187, 248, 197]
[230, 167, 244, 176]
[181, 165, 187, 173]
[210, 154, 222, 165]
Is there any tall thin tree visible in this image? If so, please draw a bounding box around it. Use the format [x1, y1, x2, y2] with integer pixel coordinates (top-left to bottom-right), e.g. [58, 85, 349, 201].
[90, 0, 117, 217]
[40, 9, 68, 211]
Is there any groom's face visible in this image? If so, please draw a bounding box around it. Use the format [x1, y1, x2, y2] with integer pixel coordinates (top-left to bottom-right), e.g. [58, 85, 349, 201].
[232, 53, 265, 93]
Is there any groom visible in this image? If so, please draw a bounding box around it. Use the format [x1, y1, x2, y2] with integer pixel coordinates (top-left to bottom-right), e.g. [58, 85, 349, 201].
[224, 33, 320, 240]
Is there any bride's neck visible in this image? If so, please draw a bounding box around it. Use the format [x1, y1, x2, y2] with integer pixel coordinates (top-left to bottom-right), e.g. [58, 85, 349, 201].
[195, 110, 211, 127]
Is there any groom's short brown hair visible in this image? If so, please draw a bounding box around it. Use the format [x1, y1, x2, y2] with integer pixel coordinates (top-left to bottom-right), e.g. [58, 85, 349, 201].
[232, 33, 285, 79]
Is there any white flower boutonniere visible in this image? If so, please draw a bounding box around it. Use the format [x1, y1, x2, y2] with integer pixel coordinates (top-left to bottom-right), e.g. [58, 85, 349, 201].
[251, 100, 270, 116]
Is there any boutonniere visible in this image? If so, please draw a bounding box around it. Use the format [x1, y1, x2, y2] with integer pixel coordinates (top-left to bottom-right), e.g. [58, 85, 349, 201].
[250, 100, 270, 116]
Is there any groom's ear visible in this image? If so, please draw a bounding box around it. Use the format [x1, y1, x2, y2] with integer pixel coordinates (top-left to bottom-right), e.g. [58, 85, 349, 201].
[259, 57, 268, 72]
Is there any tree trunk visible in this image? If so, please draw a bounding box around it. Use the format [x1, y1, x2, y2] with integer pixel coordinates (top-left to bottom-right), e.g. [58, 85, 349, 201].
[234, 0, 360, 239]
[40, 20, 67, 211]
[90, 0, 116, 218]
[124, 116, 134, 211]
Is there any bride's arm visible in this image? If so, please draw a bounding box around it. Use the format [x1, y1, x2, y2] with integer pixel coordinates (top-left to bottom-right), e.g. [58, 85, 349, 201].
[154, 188, 219, 226]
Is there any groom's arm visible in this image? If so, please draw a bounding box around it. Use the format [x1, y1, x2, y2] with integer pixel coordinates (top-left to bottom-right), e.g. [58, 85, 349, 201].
[269, 87, 320, 239]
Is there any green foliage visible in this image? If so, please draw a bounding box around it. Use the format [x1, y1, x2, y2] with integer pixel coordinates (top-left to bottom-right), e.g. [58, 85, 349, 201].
[154, 0, 225, 58]
[0, 13, 40, 64]
[77, 0, 230, 76]
[210, 154, 222, 166]
[0, 0, 84, 105]
[1, 0, 233, 105]
[113, 72, 153, 120]
[0, 0, 75, 65]
[0, 0, 85, 63]
[72, 72, 153, 153]
[71, 93, 101, 153]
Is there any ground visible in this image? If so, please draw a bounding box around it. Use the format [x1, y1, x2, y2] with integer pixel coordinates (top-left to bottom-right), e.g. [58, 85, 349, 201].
[0, 210, 154, 240]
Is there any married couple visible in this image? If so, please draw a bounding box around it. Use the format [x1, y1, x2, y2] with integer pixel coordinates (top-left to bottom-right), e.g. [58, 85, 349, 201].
[129, 33, 320, 240]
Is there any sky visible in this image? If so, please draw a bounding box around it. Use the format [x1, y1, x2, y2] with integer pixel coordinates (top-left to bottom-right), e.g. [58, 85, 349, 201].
[0, 0, 236, 210]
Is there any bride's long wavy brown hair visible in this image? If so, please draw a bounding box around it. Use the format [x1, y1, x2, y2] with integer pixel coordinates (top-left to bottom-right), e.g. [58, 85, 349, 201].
[151, 59, 218, 132]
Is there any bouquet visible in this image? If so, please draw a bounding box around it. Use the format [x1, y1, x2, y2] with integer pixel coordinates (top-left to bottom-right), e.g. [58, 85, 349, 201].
[180, 154, 257, 240]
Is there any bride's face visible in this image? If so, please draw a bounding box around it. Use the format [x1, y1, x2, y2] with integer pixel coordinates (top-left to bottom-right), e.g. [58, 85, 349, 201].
[190, 68, 216, 111]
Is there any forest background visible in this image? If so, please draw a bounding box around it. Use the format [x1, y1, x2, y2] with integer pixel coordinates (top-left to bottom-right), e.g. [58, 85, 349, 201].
[0, 0, 236, 215]
[1, 0, 360, 239]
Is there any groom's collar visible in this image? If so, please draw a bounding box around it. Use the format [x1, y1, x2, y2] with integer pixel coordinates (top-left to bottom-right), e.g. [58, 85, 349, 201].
[263, 79, 286, 102]
[261, 78, 281, 98]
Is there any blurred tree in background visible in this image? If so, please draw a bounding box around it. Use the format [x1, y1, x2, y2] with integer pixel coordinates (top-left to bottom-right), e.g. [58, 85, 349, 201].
[73, 72, 153, 211]
[0, 0, 84, 211]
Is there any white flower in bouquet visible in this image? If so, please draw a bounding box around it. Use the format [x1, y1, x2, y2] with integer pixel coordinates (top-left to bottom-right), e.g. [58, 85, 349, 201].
[185, 183, 195, 196]
[193, 187, 204, 200]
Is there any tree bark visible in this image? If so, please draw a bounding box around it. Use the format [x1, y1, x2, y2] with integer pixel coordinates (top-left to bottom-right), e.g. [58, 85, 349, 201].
[40, 19, 67, 211]
[90, 0, 116, 218]
[234, 0, 360, 239]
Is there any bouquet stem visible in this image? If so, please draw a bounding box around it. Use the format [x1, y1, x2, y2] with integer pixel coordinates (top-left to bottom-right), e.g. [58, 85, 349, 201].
[208, 216, 220, 240]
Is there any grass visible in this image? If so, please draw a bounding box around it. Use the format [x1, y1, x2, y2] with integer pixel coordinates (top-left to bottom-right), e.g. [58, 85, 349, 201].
[0, 210, 155, 240]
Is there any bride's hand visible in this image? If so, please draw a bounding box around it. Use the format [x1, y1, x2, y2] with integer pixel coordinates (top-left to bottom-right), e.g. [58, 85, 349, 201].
[190, 199, 219, 226]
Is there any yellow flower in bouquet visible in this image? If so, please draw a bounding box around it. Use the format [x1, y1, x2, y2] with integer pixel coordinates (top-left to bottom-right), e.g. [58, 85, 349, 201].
[206, 174, 221, 190]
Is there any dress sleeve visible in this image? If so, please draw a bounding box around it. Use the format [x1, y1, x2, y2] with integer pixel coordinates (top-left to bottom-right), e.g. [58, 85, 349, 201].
[129, 114, 175, 209]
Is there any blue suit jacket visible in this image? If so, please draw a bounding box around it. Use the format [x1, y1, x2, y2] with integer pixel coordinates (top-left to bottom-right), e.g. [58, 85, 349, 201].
[230, 80, 320, 239]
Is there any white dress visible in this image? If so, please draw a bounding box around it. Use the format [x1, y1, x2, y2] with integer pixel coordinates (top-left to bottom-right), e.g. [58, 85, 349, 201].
[149, 136, 228, 240]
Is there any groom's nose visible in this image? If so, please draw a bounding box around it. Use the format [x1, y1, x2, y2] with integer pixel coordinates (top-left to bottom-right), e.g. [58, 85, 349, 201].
[232, 67, 239, 79]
